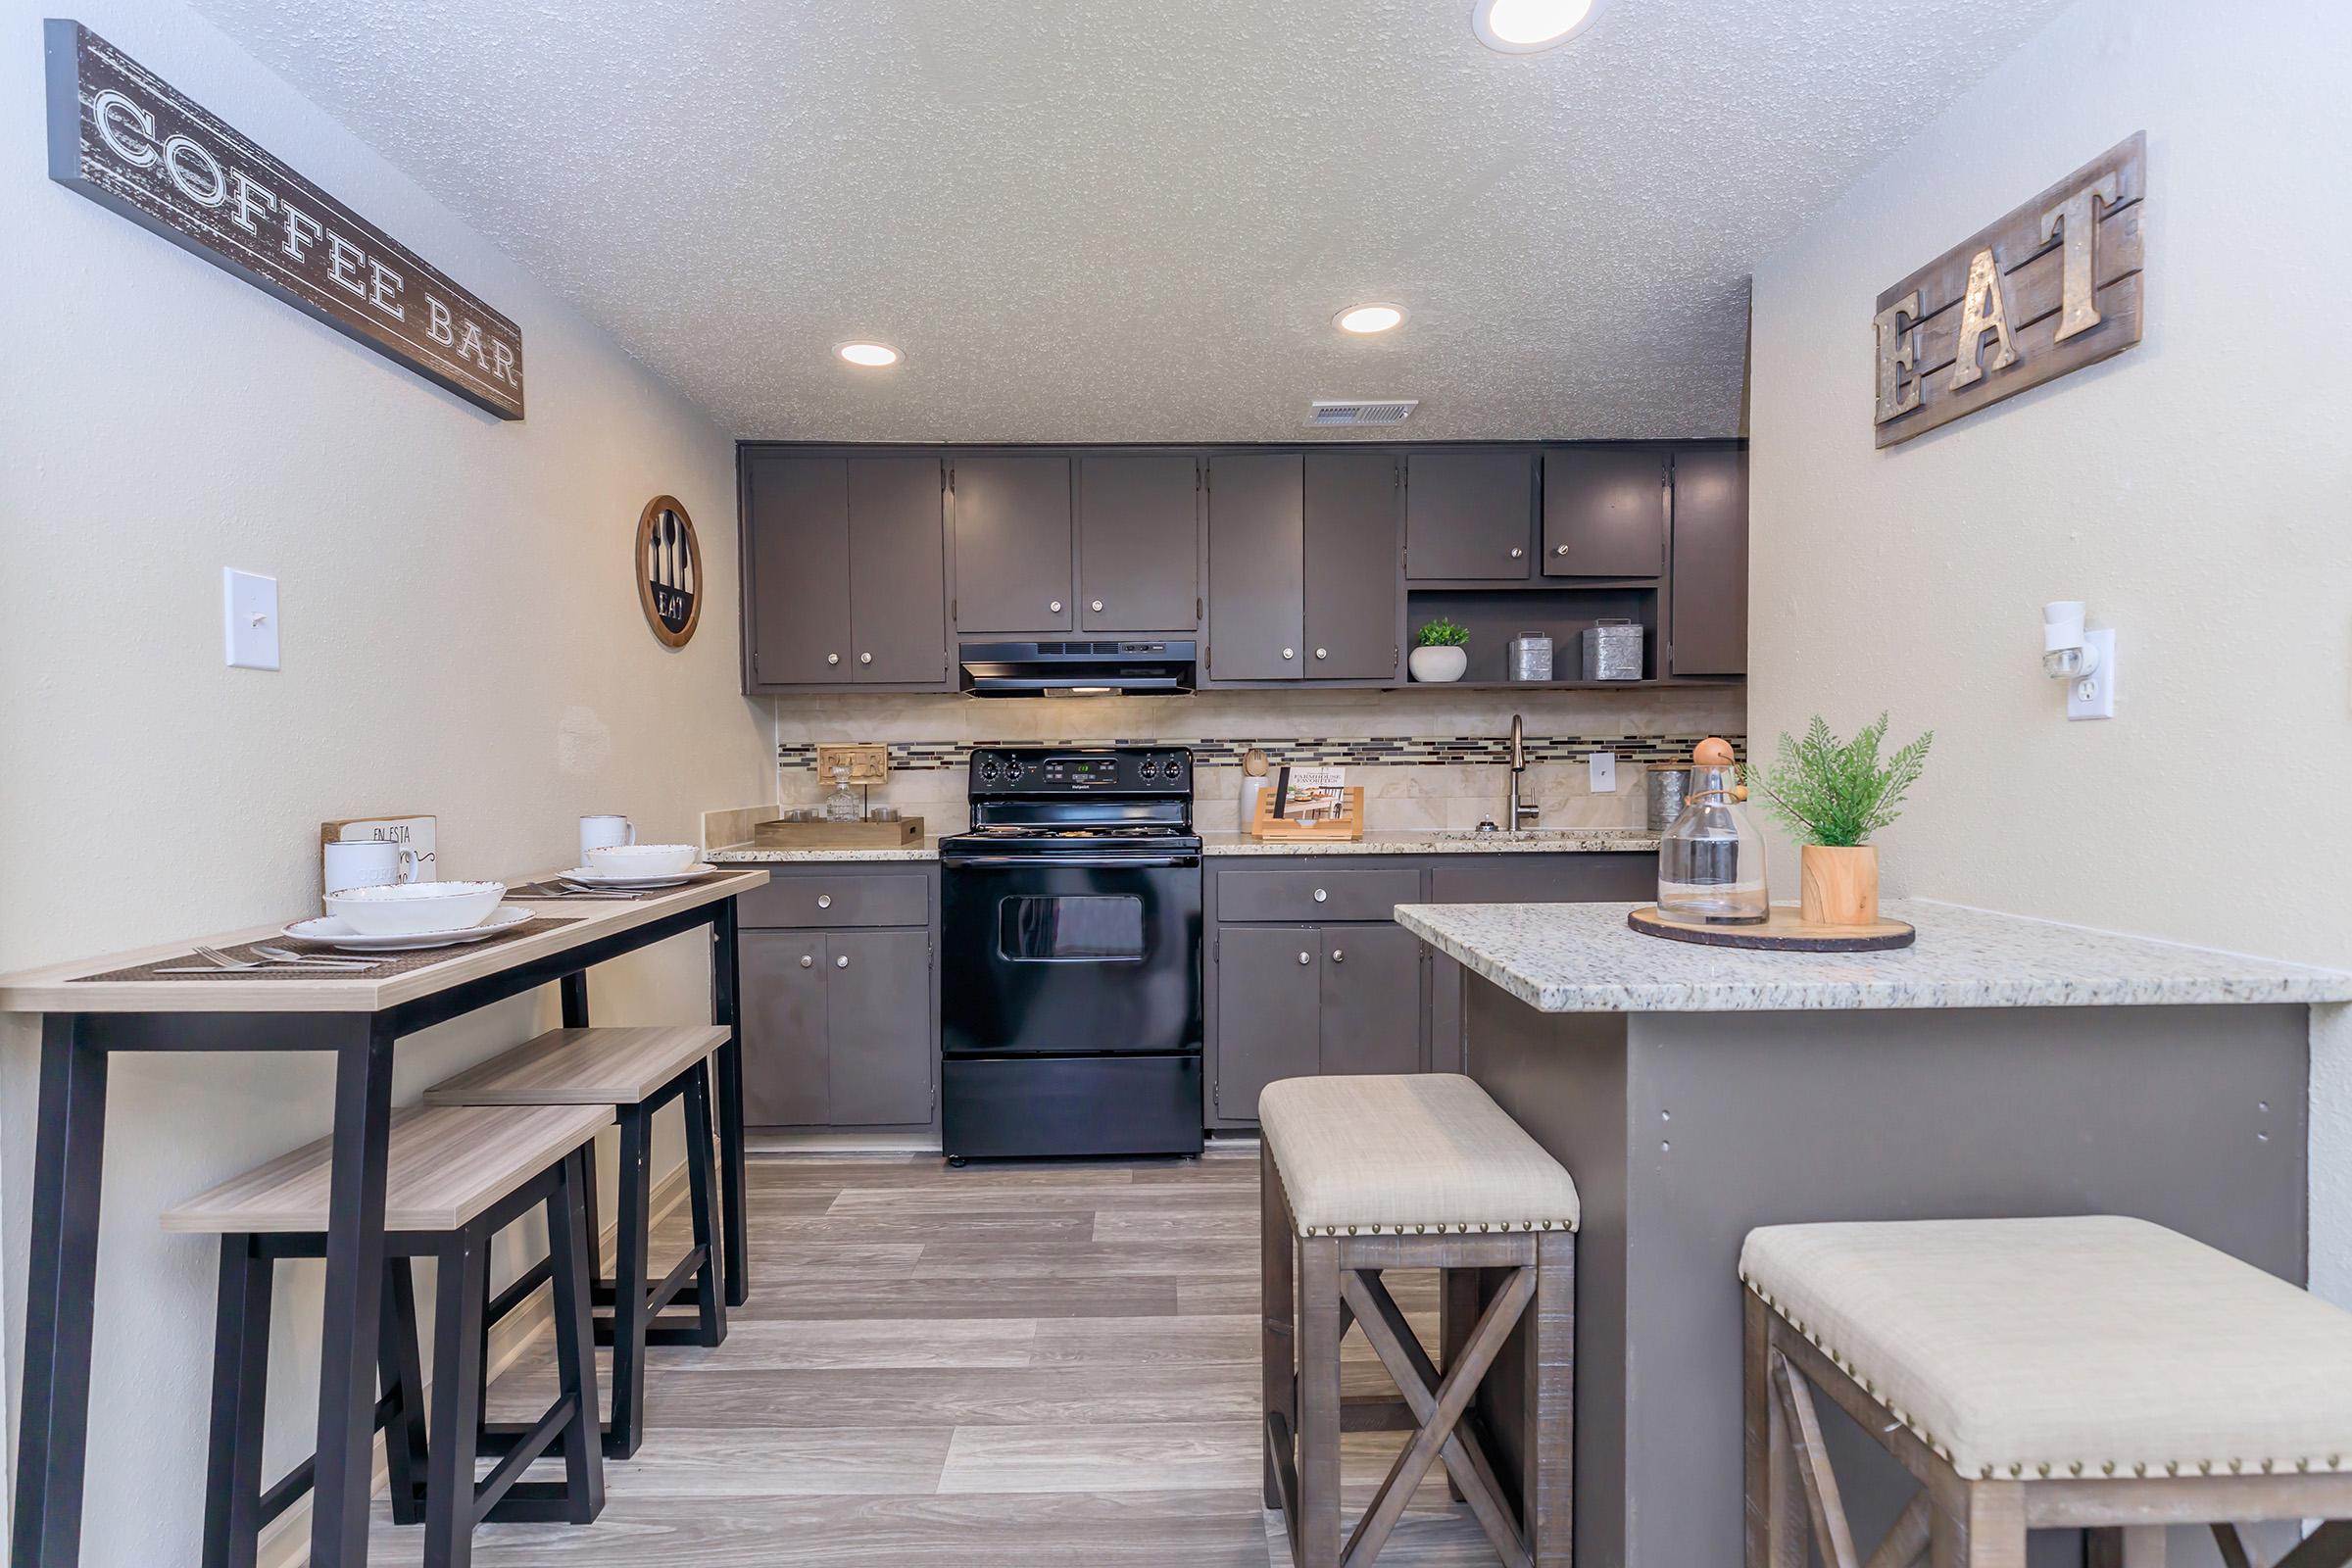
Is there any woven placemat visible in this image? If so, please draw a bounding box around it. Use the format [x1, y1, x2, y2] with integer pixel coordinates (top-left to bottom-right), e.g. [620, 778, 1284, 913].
[77, 910, 588, 984]
[512, 867, 745, 899]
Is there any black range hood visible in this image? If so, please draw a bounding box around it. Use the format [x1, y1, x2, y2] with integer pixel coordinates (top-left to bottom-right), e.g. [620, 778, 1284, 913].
[958, 640, 1196, 698]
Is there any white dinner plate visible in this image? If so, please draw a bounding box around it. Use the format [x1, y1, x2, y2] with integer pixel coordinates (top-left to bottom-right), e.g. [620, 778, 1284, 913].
[282, 904, 535, 952]
[557, 863, 717, 889]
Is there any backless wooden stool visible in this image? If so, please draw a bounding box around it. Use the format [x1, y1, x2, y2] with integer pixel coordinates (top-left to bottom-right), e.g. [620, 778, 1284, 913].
[1742, 1216, 2352, 1568]
[167, 1102, 610, 1568]
[1260, 1073, 1579, 1568]
[426, 1024, 729, 1458]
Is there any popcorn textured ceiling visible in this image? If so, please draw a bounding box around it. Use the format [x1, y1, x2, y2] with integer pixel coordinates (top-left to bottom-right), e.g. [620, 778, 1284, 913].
[189, 0, 2070, 443]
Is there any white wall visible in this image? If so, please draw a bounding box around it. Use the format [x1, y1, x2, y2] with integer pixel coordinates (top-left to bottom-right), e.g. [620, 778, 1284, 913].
[1748, 0, 2352, 1294]
[0, 2, 770, 1559]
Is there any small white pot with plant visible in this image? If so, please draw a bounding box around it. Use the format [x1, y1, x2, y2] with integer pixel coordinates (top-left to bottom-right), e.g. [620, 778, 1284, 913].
[1408, 618, 1469, 682]
[1745, 713, 1933, 927]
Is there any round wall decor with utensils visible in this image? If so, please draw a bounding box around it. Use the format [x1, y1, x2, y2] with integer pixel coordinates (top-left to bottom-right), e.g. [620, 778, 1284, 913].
[635, 495, 701, 648]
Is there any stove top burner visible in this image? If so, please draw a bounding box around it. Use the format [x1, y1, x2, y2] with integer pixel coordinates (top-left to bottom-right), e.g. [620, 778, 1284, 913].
[966, 824, 1186, 841]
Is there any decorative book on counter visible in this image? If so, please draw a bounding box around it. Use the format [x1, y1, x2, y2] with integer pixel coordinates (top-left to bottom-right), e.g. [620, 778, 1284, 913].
[1250, 767, 1364, 841]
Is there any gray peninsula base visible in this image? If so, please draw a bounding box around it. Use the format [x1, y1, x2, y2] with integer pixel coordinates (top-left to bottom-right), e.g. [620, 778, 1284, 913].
[1459, 979, 2308, 1568]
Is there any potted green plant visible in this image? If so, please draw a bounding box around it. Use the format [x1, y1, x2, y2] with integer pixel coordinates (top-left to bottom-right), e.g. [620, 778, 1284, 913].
[1745, 713, 1933, 926]
[1409, 617, 1470, 683]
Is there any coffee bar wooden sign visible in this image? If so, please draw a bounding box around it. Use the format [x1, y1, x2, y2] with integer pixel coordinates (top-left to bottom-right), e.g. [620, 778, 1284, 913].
[1874, 131, 2144, 448]
[44, 20, 525, 419]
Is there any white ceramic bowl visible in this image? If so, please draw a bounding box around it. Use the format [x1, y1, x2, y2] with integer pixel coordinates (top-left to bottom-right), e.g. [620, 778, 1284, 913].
[324, 880, 506, 936]
[586, 843, 699, 878]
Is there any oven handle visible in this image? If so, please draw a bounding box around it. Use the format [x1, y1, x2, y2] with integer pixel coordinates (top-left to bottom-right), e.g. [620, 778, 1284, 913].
[945, 853, 1201, 870]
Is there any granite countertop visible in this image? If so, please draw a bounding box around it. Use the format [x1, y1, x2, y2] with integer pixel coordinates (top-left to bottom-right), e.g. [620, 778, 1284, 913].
[709, 828, 1659, 863]
[1393, 899, 2352, 1014]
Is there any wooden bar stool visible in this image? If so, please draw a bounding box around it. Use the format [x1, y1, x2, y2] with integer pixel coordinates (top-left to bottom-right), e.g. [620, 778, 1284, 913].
[425, 1024, 729, 1458]
[166, 1102, 610, 1568]
[1741, 1215, 2352, 1568]
[1259, 1073, 1579, 1568]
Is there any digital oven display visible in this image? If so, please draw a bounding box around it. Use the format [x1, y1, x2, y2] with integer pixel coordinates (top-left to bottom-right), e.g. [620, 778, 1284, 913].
[1042, 757, 1116, 788]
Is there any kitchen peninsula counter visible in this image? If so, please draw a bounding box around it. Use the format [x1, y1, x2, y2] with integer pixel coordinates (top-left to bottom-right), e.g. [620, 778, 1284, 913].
[1395, 896, 2352, 1568]
[708, 827, 1659, 863]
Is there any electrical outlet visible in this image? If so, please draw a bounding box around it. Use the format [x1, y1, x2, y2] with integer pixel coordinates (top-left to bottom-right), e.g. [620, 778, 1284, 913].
[222, 568, 279, 670]
[2066, 628, 2115, 720]
[1589, 752, 1618, 793]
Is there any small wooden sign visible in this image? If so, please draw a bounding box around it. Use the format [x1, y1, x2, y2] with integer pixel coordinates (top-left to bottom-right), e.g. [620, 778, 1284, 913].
[813, 744, 889, 785]
[44, 20, 525, 419]
[636, 496, 701, 648]
[1873, 131, 2145, 448]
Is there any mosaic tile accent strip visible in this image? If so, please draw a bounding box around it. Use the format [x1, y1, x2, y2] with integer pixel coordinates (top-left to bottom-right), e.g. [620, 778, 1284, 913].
[779, 734, 1745, 771]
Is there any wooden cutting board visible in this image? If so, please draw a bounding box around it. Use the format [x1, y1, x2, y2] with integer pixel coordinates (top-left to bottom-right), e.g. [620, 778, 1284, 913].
[1628, 905, 1916, 953]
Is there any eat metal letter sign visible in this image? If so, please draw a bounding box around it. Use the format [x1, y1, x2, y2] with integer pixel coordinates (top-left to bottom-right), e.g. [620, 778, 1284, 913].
[1873, 131, 2144, 449]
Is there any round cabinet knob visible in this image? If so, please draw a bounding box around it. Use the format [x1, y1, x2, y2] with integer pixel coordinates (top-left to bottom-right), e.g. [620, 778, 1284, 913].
[1332, 949, 1345, 963]
[1282, 648, 1296, 661]
[1090, 600, 1104, 612]
[1298, 952, 1312, 965]
[826, 653, 840, 665]
[1509, 547, 1525, 559]
[815, 894, 832, 908]
[836, 955, 850, 969]
[1314, 648, 1328, 661]
[799, 955, 813, 968]
[1555, 544, 1571, 556]
[1050, 600, 1063, 613]
[859, 652, 872, 664]
[1312, 888, 1328, 903]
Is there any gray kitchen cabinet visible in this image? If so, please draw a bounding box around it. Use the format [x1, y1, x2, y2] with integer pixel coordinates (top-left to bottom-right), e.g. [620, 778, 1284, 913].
[1668, 443, 1749, 676]
[953, 455, 1073, 633]
[741, 453, 949, 691]
[1204, 453, 1304, 681]
[1405, 451, 1536, 581]
[1212, 923, 1323, 1120]
[1543, 445, 1668, 577]
[1302, 452, 1403, 680]
[823, 929, 934, 1124]
[1318, 923, 1423, 1076]
[1078, 454, 1200, 632]
[739, 929, 830, 1125]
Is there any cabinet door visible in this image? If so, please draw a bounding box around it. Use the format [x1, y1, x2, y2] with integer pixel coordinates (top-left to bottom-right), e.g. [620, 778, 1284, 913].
[1405, 452, 1535, 581]
[1213, 925, 1321, 1119]
[745, 457, 852, 685]
[1205, 454, 1304, 681]
[1302, 452, 1401, 679]
[952, 456, 1073, 633]
[1668, 445, 1748, 676]
[739, 931, 829, 1125]
[1543, 446, 1667, 577]
[849, 456, 949, 683]
[824, 929, 934, 1125]
[1319, 924, 1423, 1076]
[1078, 455, 1200, 632]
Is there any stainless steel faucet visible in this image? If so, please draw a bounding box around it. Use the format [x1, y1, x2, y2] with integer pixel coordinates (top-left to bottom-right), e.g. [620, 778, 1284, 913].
[1506, 713, 1540, 831]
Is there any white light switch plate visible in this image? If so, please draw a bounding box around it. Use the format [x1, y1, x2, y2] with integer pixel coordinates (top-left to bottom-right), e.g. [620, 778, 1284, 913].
[222, 568, 279, 670]
[1589, 752, 1617, 793]
[2066, 628, 2115, 720]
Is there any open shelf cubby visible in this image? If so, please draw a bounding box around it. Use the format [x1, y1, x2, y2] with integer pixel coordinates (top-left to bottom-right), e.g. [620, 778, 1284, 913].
[1406, 586, 1657, 684]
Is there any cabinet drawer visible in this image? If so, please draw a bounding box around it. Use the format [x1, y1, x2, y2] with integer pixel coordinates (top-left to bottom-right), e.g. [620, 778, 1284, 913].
[1430, 854, 1655, 905]
[737, 870, 930, 929]
[1215, 866, 1420, 923]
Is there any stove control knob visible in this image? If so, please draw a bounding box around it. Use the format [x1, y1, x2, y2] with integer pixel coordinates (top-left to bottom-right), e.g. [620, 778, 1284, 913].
[978, 759, 1000, 783]
[1162, 756, 1186, 782]
[1005, 761, 1026, 782]
[1139, 760, 1158, 779]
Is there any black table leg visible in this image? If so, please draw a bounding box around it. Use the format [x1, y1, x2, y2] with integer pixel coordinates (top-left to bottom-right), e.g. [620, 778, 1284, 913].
[557, 970, 602, 1264]
[309, 1013, 396, 1566]
[10, 1014, 109, 1568]
[559, 970, 589, 1029]
[711, 900, 749, 1306]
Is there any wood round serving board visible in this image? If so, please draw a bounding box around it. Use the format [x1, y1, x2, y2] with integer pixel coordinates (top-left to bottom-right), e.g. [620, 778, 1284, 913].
[1628, 905, 1916, 953]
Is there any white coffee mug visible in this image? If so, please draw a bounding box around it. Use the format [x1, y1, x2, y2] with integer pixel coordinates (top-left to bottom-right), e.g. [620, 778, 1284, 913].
[323, 838, 416, 895]
[580, 814, 636, 862]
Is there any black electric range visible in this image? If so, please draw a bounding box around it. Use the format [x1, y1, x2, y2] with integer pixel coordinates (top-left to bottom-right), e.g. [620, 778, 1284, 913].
[937, 747, 1203, 1161]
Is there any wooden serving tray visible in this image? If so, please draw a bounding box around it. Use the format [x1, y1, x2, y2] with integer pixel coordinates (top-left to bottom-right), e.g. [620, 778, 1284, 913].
[1628, 904, 1916, 953]
[752, 816, 923, 850]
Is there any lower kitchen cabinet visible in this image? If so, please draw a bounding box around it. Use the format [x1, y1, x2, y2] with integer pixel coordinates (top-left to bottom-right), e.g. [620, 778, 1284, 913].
[1318, 922, 1424, 1075]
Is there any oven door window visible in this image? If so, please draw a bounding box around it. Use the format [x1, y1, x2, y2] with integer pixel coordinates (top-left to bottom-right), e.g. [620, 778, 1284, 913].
[998, 895, 1146, 961]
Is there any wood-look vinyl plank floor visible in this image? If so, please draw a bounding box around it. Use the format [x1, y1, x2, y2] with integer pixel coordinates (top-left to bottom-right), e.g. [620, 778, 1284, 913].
[373, 1153, 1499, 1565]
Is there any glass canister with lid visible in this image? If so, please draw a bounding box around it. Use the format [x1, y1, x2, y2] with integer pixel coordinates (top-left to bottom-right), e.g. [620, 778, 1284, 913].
[1656, 737, 1769, 924]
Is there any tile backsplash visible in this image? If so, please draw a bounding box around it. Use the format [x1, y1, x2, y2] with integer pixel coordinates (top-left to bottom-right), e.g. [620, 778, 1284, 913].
[770, 687, 1746, 836]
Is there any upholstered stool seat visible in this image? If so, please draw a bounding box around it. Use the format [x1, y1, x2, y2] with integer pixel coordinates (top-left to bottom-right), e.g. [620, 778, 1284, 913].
[1261, 1074, 1576, 1568]
[1743, 1215, 2352, 1568]
[1259, 1072, 1582, 1237]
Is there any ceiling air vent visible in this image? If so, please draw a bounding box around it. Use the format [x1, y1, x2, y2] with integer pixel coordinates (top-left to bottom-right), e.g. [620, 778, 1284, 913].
[1305, 399, 1418, 428]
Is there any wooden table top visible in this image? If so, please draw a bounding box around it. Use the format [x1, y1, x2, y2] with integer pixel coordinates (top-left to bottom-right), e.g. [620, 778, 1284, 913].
[0, 867, 770, 1015]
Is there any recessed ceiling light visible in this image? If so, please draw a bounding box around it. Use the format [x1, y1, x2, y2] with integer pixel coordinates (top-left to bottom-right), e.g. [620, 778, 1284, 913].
[835, 341, 901, 368]
[1335, 304, 1405, 335]
[1471, 0, 1607, 53]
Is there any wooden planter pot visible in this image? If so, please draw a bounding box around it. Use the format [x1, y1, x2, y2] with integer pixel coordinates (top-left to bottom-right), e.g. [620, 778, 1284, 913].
[1799, 845, 1880, 926]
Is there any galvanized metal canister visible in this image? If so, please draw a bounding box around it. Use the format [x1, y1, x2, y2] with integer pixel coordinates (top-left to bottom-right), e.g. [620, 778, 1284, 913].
[1581, 619, 1643, 681]
[1645, 763, 1691, 830]
[1508, 631, 1553, 681]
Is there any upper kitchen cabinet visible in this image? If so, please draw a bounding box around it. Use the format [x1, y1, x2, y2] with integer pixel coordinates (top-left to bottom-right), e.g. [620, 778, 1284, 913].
[1667, 443, 1749, 676]
[951, 455, 1073, 634]
[1077, 454, 1200, 632]
[1543, 444, 1668, 577]
[1205, 451, 1400, 683]
[741, 453, 950, 691]
[1404, 451, 1536, 581]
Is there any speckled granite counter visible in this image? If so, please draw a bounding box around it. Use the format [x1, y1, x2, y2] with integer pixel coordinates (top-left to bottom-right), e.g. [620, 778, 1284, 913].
[1395, 898, 2352, 1013]
[709, 829, 1658, 863]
